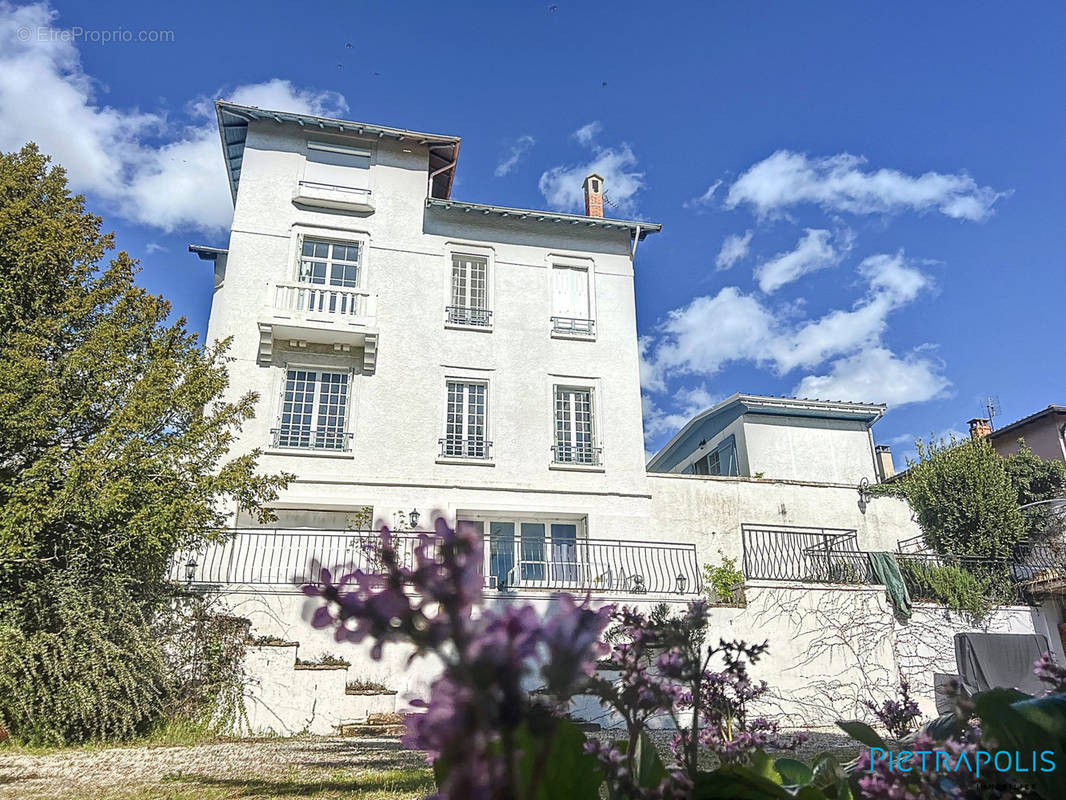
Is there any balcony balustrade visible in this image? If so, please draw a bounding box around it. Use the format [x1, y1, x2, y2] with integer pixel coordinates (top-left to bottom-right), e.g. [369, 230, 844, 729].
[171, 528, 701, 597]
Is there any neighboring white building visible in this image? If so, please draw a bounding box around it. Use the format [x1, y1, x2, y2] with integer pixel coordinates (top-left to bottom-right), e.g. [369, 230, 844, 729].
[646, 394, 888, 484]
[184, 102, 1054, 736]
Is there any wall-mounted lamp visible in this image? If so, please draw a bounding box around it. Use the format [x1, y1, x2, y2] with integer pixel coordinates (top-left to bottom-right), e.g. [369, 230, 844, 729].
[675, 573, 689, 594]
[184, 557, 198, 585]
[409, 509, 421, 528]
[857, 477, 873, 508]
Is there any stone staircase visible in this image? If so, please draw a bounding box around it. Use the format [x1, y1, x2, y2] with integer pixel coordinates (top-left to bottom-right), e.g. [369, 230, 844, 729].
[241, 637, 403, 737]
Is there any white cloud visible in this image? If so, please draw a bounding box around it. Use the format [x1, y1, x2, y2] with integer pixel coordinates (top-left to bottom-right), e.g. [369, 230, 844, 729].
[724, 150, 1003, 221]
[572, 121, 603, 146]
[715, 230, 752, 271]
[642, 251, 944, 409]
[754, 228, 851, 293]
[642, 384, 718, 440]
[0, 3, 347, 234]
[684, 179, 722, 210]
[539, 122, 644, 215]
[144, 242, 167, 254]
[494, 134, 535, 177]
[793, 347, 950, 406]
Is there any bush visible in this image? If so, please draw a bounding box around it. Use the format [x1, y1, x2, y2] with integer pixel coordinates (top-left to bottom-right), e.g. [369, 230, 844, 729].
[703, 550, 744, 603]
[899, 560, 990, 619]
[0, 600, 166, 746]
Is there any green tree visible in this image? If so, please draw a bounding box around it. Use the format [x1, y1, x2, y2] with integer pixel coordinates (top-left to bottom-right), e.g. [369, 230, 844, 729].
[0, 144, 289, 743]
[1004, 439, 1066, 539]
[878, 434, 1024, 559]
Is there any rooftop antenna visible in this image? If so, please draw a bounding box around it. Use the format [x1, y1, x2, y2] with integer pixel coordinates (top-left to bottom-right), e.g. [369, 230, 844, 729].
[985, 395, 1000, 430]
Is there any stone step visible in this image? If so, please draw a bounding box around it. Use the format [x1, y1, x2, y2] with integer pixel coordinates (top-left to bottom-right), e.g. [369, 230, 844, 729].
[336, 722, 407, 738]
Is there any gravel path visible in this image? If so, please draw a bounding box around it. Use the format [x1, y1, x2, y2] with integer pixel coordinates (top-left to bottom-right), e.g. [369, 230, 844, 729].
[0, 729, 860, 798]
[0, 737, 428, 799]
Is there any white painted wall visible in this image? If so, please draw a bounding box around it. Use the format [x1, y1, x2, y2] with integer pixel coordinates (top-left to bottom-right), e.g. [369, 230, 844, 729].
[742, 415, 877, 484]
[208, 119, 652, 538]
[649, 473, 921, 567]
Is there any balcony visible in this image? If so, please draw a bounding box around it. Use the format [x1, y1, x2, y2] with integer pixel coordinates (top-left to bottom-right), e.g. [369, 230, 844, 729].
[551, 443, 602, 467]
[270, 426, 353, 453]
[551, 316, 596, 339]
[172, 528, 701, 598]
[259, 282, 378, 371]
[292, 180, 374, 212]
[438, 437, 493, 462]
[445, 306, 492, 329]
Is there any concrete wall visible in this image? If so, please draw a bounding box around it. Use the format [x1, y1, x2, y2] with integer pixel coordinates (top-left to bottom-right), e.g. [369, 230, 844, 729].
[214, 580, 1052, 735]
[648, 472, 921, 567]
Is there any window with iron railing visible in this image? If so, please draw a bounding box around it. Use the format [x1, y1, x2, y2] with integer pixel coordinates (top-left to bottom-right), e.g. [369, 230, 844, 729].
[441, 380, 490, 459]
[553, 386, 599, 465]
[448, 254, 491, 327]
[273, 368, 352, 452]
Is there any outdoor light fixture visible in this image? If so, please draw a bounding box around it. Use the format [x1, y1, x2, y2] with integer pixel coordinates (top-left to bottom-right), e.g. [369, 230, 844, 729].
[184, 557, 198, 584]
[409, 508, 421, 527]
[857, 477, 873, 507]
[675, 573, 688, 594]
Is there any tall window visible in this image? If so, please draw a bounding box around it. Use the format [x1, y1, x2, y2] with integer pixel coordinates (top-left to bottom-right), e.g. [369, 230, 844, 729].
[442, 380, 489, 458]
[448, 254, 490, 326]
[275, 369, 351, 451]
[299, 239, 361, 288]
[554, 386, 598, 465]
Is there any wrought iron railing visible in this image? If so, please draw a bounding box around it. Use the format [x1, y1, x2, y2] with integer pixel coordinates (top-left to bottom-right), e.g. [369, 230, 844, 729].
[171, 529, 701, 596]
[446, 306, 492, 327]
[439, 437, 492, 460]
[741, 525, 869, 583]
[497, 537, 700, 594]
[742, 524, 1065, 605]
[270, 427, 353, 452]
[552, 444, 602, 466]
[551, 317, 596, 337]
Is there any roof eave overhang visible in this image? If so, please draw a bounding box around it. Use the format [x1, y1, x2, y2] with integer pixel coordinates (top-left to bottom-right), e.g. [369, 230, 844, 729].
[215, 101, 461, 202]
[425, 197, 662, 240]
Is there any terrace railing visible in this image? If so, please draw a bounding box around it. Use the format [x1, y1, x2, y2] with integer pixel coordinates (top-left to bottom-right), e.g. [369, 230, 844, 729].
[741, 524, 872, 584]
[742, 524, 1066, 605]
[171, 528, 701, 596]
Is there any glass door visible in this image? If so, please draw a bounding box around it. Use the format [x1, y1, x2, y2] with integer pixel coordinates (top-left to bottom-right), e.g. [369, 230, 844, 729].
[489, 521, 514, 590]
[550, 524, 579, 583]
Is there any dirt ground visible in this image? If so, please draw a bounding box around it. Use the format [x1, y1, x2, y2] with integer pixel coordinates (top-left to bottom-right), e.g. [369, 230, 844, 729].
[0, 736, 429, 799]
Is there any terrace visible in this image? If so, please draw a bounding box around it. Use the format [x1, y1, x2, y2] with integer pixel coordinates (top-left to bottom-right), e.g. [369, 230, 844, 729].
[172, 528, 702, 597]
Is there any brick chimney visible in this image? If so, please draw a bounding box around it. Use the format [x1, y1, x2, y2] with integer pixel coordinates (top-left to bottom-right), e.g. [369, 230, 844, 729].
[583, 173, 604, 218]
[968, 418, 992, 439]
[875, 444, 895, 480]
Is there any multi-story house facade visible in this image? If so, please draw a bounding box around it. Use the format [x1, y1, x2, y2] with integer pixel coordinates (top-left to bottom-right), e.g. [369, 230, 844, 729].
[185, 102, 1056, 736]
[190, 101, 691, 597]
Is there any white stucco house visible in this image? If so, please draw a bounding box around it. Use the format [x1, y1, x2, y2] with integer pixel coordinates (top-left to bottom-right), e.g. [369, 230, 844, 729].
[182, 101, 1060, 735]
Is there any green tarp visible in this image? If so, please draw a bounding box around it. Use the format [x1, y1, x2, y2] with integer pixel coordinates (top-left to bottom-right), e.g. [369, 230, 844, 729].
[868, 551, 913, 619]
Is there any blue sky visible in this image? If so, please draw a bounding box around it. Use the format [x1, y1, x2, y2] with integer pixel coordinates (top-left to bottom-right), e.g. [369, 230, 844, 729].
[2, 0, 1064, 467]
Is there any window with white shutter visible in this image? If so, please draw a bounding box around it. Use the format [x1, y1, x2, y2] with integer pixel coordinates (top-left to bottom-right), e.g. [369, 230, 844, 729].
[551, 265, 594, 336]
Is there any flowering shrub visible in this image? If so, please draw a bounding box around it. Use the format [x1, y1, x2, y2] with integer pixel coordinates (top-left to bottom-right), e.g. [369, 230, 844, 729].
[304, 520, 1066, 800]
[863, 673, 922, 740]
